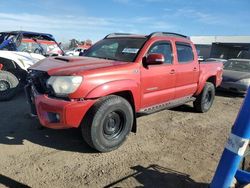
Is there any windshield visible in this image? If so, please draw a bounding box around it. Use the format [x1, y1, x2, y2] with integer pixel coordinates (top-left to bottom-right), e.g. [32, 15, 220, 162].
[224, 60, 250, 72]
[84, 38, 147, 62]
[0, 33, 62, 56]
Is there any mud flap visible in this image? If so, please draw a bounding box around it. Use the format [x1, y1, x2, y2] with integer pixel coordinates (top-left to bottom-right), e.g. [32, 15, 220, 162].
[131, 113, 137, 133]
[24, 84, 37, 116]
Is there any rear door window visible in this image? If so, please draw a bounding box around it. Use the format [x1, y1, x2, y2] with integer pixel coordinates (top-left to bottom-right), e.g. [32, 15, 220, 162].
[176, 42, 194, 63]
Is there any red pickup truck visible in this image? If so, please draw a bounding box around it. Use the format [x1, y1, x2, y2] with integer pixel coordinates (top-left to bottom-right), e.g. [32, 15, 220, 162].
[26, 32, 223, 152]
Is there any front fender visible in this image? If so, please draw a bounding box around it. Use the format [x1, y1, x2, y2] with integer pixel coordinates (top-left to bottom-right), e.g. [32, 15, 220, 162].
[85, 79, 140, 111]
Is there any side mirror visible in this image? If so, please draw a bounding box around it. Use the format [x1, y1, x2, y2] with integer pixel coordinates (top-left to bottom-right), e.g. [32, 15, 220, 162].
[145, 53, 165, 65]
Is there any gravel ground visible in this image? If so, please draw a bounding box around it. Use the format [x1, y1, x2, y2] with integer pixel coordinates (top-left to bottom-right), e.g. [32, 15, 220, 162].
[0, 91, 244, 188]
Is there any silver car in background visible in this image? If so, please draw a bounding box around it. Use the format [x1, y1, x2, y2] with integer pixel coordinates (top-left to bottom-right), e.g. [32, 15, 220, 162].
[220, 59, 250, 94]
[206, 58, 227, 64]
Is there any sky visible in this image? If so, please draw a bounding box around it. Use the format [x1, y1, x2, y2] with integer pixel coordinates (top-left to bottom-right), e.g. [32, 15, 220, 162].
[0, 0, 249, 42]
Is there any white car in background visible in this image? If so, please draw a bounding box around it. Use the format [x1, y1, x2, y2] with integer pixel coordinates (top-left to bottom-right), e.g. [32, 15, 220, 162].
[0, 31, 63, 101]
[65, 47, 86, 56]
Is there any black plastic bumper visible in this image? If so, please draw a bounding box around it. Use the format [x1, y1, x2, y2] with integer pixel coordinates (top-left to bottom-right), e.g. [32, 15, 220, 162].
[24, 84, 37, 116]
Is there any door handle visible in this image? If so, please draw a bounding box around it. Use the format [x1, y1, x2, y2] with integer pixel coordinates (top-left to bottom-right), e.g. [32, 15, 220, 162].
[170, 69, 175, 74]
[193, 67, 197, 71]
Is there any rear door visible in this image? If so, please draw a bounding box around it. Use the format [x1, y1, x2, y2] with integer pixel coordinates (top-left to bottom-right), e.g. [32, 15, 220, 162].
[140, 40, 176, 108]
[174, 42, 199, 99]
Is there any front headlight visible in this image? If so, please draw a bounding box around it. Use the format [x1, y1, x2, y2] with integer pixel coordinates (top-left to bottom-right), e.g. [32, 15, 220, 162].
[47, 76, 83, 96]
[237, 78, 250, 85]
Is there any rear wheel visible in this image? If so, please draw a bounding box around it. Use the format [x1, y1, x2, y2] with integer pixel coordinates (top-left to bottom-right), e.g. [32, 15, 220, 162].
[0, 70, 19, 101]
[81, 95, 133, 152]
[193, 82, 215, 113]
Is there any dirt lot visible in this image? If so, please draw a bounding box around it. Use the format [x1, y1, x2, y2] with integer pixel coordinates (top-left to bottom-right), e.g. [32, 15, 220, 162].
[0, 91, 245, 188]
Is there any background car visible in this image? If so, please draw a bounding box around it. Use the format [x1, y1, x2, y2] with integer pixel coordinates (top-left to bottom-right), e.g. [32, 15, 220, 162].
[206, 58, 227, 64]
[65, 47, 86, 56]
[220, 59, 250, 93]
[0, 31, 63, 101]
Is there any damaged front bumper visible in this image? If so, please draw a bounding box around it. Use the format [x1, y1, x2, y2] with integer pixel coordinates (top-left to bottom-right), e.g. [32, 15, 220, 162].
[25, 72, 96, 129]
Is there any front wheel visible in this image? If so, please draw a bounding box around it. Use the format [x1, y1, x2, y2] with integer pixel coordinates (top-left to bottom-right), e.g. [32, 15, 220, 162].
[193, 82, 215, 113]
[0, 70, 19, 101]
[81, 95, 134, 152]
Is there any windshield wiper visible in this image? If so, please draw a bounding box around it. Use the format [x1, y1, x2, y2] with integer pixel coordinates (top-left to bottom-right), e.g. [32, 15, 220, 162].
[91, 56, 118, 61]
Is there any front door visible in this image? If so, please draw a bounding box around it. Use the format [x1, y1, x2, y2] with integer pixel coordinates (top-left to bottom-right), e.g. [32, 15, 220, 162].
[140, 41, 176, 109]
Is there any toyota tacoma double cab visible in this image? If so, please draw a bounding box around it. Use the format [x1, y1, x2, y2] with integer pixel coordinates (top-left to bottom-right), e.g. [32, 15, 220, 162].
[26, 32, 223, 152]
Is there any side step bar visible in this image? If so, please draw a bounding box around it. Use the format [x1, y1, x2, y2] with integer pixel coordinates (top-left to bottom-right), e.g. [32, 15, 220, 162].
[138, 96, 196, 115]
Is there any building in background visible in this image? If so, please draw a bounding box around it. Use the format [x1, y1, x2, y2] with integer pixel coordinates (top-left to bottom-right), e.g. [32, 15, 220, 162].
[191, 36, 250, 60]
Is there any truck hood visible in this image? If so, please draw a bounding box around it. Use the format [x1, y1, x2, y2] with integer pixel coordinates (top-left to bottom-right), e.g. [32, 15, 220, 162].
[223, 70, 250, 82]
[29, 56, 129, 75]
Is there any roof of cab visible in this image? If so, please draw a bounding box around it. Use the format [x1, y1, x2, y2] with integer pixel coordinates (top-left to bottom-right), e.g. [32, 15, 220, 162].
[104, 32, 189, 40]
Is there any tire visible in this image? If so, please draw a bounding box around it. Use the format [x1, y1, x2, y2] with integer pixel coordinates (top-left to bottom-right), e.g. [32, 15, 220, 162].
[81, 95, 134, 152]
[193, 82, 215, 113]
[0, 70, 19, 101]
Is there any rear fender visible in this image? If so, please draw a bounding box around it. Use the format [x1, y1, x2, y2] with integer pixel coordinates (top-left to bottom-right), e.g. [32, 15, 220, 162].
[85, 80, 140, 111]
[195, 75, 216, 95]
[195, 81, 206, 95]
